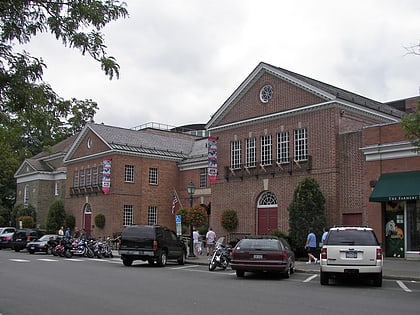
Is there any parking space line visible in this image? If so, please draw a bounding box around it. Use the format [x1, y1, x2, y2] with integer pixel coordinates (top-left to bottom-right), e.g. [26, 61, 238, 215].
[171, 265, 200, 270]
[9, 259, 30, 262]
[37, 259, 59, 262]
[396, 280, 412, 293]
[303, 274, 318, 282]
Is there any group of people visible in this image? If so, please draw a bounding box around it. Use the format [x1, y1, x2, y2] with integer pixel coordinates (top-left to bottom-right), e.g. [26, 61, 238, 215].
[57, 226, 87, 240]
[305, 227, 329, 264]
[192, 227, 217, 257]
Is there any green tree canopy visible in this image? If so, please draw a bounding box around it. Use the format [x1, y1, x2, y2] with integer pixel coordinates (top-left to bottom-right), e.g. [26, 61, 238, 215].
[288, 177, 326, 250]
[46, 200, 66, 233]
[401, 102, 420, 151]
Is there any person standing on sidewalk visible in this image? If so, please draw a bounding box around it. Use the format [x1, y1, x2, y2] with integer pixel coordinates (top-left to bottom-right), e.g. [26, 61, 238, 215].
[206, 227, 216, 256]
[193, 228, 201, 255]
[305, 228, 318, 264]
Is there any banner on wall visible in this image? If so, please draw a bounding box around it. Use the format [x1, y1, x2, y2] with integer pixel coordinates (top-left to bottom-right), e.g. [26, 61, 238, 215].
[208, 136, 218, 185]
[102, 158, 112, 194]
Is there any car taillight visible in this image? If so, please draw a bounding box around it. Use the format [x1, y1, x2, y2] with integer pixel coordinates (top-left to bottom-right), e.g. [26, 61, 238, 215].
[153, 240, 158, 250]
[4, 237, 12, 241]
[321, 247, 327, 259]
[376, 248, 382, 260]
[27, 236, 31, 241]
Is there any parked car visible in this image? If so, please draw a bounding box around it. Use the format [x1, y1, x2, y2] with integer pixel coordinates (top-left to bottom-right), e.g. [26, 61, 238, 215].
[319, 226, 383, 287]
[26, 234, 59, 254]
[119, 225, 186, 267]
[11, 229, 46, 252]
[230, 235, 295, 278]
[0, 227, 16, 249]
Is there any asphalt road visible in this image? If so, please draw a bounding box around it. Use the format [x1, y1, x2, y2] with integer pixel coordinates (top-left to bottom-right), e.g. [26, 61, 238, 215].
[0, 250, 419, 315]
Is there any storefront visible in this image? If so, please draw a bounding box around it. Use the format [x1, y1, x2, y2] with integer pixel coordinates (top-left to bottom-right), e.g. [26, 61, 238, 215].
[370, 171, 420, 259]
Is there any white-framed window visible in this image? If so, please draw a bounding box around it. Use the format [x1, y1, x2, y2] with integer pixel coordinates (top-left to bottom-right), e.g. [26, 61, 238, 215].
[23, 184, 29, 206]
[79, 169, 85, 187]
[245, 137, 256, 167]
[277, 131, 290, 163]
[123, 205, 133, 226]
[92, 167, 98, 186]
[149, 168, 158, 185]
[74, 170, 79, 187]
[85, 168, 91, 186]
[54, 182, 59, 196]
[148, 206, 158, 225]
[125, 165, 134, 183]
[230, 140, 241, 169]
[261, 134, 272, 165]
[294, 128, 308, 161]
[199, 168, 207, 188]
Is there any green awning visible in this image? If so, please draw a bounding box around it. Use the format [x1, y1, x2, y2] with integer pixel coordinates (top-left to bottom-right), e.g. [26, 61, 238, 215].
[369, 171, 420, 202]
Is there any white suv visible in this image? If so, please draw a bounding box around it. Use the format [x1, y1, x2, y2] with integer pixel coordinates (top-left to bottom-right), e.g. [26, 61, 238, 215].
[319, 226, 383, 286]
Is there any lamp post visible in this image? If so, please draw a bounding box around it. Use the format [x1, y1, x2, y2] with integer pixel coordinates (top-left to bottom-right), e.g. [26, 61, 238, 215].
[187, 181, 196, 258]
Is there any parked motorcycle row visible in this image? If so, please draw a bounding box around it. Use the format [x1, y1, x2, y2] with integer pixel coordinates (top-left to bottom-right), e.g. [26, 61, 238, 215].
[49, 237, 114, 259]
[208, 237, 232, 271]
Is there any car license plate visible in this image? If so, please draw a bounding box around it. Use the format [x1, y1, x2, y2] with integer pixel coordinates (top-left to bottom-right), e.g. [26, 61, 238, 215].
[346, 251, 357, 258]
[253, 254, 263, 259]
[30, 246, 35, 250]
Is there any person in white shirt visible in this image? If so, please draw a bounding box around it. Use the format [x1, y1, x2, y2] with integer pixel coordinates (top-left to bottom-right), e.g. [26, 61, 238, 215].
[205, 227, 216, 256]
[193, 228, 201, 255]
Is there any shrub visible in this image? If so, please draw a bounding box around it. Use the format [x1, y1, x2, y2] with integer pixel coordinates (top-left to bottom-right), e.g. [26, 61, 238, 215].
[95, 213, 106, 229]
[18, 215, 35, 228]
[221, 209, 238, 232]
[177, 205, 208, 227]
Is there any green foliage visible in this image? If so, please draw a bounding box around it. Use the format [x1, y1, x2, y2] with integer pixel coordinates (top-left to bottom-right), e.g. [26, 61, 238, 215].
[46, 200, 66, 233]
[18, 215, 35, 228]
[288, 177, 326, 250]
[12, 204, 36, 227]
[401, 103, 420, 151]
[269, 229, 289, 240]
[177, 206, 208, 228]
[95, 213, 106, 229]
[65, 214, 75, 231]
[220, 209, 238, 232]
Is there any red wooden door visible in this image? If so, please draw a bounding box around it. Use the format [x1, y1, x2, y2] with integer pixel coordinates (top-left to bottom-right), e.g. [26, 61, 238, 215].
[258, 207, 278, 235]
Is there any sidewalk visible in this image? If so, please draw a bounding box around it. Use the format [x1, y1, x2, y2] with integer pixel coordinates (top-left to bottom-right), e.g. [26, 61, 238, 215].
[183, 253, 420, 281]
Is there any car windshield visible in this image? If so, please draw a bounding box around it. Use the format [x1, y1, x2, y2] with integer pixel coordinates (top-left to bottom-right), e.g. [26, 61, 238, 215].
[326, 230, 379, 246]
[38, 235, 55, 241]
[237, 239, 280, 250]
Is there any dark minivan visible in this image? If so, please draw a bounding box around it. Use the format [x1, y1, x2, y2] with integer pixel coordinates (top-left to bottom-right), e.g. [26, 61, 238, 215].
[119, 225, 186, 267]
[11, 229, 46, 252]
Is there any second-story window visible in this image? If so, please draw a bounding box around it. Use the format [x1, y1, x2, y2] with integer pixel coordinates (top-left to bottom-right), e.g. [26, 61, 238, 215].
[24, 184, 29, 206]
[74, 170, 79, 187]
[261, 134, 272, 165]
[92, 167, 98, 186]
[200, 168, 207, 188]
[86, 168, 91, 186]
[277, 131, 290, 163]
[149, 168, 158, 185]
[245, 137, 256, 167]
[125, 165, 134, 183]
[79, 169, 85, 187]
[294, 128, 308, 161]
[230, 140, 241, 169]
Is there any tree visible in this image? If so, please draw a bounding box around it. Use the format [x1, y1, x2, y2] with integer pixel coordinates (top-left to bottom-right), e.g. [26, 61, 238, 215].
[11, 203, 37, 227]
[401, 103, 420, 151]
[288, 177, 326, 252]
[0, 0, 128, 218]
[46, 200, 66, 233]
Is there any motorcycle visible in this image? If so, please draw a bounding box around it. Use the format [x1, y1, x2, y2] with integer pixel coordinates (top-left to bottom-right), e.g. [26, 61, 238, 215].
[208, 237, 232, 271]
[70, 239, 95, 258]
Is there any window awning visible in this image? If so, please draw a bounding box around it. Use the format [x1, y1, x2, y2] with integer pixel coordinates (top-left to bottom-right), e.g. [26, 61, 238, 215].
[369, 171, 420, 202]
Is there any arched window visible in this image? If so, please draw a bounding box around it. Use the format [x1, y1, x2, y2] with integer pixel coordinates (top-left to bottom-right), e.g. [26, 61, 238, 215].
[258, 191, 277, 206]
[84, 203, 92, 214]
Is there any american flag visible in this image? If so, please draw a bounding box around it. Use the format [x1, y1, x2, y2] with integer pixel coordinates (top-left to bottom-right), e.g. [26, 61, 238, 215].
[171, 190, 179, 214]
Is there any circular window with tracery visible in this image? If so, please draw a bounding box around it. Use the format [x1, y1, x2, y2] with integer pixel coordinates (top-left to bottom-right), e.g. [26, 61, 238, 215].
[259, 85, 273, 103]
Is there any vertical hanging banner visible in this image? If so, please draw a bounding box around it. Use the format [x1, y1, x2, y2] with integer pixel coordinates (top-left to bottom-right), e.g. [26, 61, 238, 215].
[208, 136, 218, 185]
[102, 158, 112, 194]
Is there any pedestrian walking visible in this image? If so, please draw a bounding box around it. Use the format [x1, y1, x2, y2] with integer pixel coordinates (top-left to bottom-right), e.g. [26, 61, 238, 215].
[305, 228, 318, 264]
[206, 227, 216, 256]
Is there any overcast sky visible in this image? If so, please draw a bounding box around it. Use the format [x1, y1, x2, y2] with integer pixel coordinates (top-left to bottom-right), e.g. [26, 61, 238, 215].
[23, 0, 420, 129]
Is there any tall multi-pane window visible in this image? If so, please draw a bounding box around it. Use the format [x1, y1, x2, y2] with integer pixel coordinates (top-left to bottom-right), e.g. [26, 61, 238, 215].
[149, 168, 158, 185]
[261, 135, 272, 165]
[294, 128, 308, 161]
[125, 165, 134, 182]
[79, 169, 85, 187]
[199, 168, 207, 188]
[123, 205, 133, 226]
[277, 131, 290, 163]
[148, 206, 158, 225]
[92, 167, 98, 186]
[230, 140, 241, 169]
[245, 137, 256, 167]
[74, 170, 79, 187]
[85, 168, 91, 186]
[55, 182, 59, 196]
[23, 184, 29, 206]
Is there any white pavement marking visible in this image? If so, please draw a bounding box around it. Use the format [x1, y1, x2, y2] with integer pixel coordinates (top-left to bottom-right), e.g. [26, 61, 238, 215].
[303, 274, 318, 282]
[396, 280, 412, 293]
[171, 265, 200, 270]
[65, 258, 85, 262]
[9, 259, 30, 262]
[37, 259, 59, 262]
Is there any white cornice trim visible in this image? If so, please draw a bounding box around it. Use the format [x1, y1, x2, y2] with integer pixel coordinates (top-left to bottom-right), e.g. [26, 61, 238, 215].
[16, 171, 66, 184]
[361, 141, 419, 161]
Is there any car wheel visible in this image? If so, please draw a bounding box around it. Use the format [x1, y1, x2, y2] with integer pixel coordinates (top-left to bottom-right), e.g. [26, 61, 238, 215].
[236, 270, 245, 278]
[283, 265, 291, 278]
[122, 257, 133, 266]
[14, 248, 20, 252]
[372, 273, 382, 287]
[28, 250, 34, 254]
[177, 253, 185, 265]
[320, 271, 329, 285]
[148, 259, 155, 265]
[157, 251, 167, 267]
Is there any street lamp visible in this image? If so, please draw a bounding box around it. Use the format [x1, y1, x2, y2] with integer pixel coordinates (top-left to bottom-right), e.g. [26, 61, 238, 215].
[187, 181, 196, 257]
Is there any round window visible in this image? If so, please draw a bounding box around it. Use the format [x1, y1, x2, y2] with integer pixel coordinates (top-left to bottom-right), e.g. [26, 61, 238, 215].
[260, 85, 273, 103]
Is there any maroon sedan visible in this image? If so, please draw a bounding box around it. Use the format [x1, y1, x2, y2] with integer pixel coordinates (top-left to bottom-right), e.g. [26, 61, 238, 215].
[230, 236, 295, 278]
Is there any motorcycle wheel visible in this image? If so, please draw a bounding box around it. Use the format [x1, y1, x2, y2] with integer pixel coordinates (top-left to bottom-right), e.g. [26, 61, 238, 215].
[64, 250, 73, 258]
[86, 249, 94, 258]
[209, 258, 217, 271]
